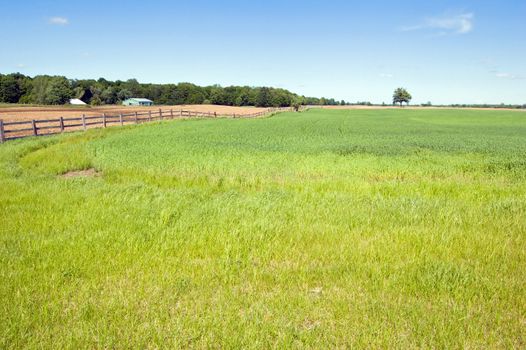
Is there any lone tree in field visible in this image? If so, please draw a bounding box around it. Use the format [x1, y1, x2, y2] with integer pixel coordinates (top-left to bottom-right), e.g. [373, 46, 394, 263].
[393, 88, 412, 106]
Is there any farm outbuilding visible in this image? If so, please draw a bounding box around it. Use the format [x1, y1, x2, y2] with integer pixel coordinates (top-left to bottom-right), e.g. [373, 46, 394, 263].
[69, 98, 87, 105]
[122, 98, 154, 106]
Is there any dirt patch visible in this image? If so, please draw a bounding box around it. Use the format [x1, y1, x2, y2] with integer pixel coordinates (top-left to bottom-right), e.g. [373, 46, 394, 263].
[0, 104, 278, 140]
[61, 168, 100, 178]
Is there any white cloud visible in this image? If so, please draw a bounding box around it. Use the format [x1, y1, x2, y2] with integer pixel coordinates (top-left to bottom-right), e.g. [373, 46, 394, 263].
[16, 63, 26, 68]
[48, 17, 69, 25]
[495, 72, 524, 80]
[401, 13, 474, 35]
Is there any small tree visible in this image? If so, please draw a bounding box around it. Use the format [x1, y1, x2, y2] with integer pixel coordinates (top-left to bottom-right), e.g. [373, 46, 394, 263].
[255, 87, 271, 107]
[117, 89, 132, 102]
[0, 75, 22, 103]
[393, 88, 412, 106]
[90, 96, 102, 106]
[292, 101, 301, 112]
[45, 77, 73, 105]
[101, 86, 118, 104]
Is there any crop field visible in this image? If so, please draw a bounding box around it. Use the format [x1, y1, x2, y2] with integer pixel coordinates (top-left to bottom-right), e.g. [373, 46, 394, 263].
[1, 108, 525, 348]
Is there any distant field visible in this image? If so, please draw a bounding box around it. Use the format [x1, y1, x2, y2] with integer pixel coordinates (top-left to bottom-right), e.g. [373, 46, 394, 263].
[321, 105, 526, 111]
[0, 104, 268, 123]
[1, 109, 525, 348]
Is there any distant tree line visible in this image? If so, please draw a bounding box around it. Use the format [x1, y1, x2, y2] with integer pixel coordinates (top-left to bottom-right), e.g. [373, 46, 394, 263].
[417, 102, 526, 109]
[0, 73, 343, 107]
[442, 103, 526, 109]
[3, 73, 523, 109]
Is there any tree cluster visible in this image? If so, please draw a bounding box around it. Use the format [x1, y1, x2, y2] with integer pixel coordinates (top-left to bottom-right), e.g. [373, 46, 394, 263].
[0, 73, 337, 107]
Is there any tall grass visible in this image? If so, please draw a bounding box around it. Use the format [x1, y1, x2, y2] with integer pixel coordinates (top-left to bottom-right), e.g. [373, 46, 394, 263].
[1, 109, 525, 348]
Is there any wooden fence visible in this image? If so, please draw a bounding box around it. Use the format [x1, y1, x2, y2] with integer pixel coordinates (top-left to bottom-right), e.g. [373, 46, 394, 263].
[0, 107, 290, 143]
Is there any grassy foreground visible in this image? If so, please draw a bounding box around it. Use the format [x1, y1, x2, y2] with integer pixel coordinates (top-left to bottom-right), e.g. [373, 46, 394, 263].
[1, 108, 525, 348]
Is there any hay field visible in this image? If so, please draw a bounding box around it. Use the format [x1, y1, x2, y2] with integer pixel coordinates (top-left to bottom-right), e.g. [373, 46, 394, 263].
[1, 108, 525, 348]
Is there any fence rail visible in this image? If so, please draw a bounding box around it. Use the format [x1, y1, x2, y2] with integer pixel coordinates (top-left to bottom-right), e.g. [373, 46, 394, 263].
[0, 107, 292, 143]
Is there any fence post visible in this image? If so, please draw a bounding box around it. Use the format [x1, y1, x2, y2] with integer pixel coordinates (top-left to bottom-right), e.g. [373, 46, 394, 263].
[148, 110, 152, 122]
[119, 113, 123, 126]
[159, 108, 163, 120]
[32, 120, 38, 136]
[59, 117, 64, 132]
[170, 109, 173, 119]
[102, 113, 107, 128]
[82, 114, 86, 131]
[179, 109, 182, 117]
[135, 111, 138, 124]
[0, 120, 4, 143]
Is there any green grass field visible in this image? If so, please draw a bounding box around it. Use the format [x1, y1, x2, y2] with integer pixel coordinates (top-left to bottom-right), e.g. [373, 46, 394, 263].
[1, 108, 525, 348]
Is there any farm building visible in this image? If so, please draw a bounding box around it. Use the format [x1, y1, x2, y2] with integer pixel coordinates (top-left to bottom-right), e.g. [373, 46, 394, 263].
[122, 98, 154, 106]
[69, 98, 87, 105]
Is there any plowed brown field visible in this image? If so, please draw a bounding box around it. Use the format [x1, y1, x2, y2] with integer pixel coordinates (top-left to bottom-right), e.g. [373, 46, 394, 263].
[0, 104, 268, 123]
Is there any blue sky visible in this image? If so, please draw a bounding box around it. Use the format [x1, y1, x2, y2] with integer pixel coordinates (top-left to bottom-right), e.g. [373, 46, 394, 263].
[1, 0, 525, 104]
